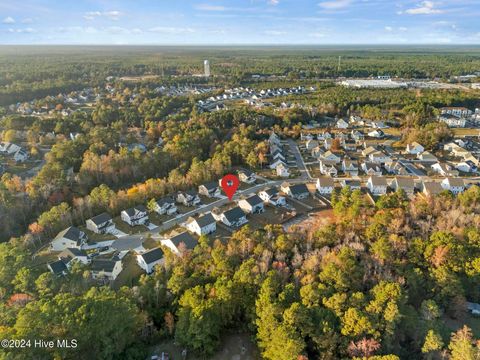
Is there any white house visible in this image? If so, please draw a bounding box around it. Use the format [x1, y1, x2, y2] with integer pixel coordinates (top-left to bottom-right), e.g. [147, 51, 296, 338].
[185, 212, 216, 236]
[319, 160, 338, 177]
[0, 142, 21, 155]
[270, 158, 287, 170]
[351, 130, 365, 142]
[238, 169, 256, 184]
[238, 194, 265, 214]
[198, 182, 222, 198]
[305, 139, 319, 150]
[417, 151, 437, 162]
[259, 188, 286, 206]
[176, 191, 201, 207]
[406, 142, 424, 155]
[121, 205, 149, 226]
[368, 130, 385, 138]
[340, 179, 361, 190]
[456, 161, 477, 173]
[14, 149, 29, 163]
[90, 258, 123, 281]
[342, 158, 359, 177]
[136, 248, 164, 274]
[441, 178, 465, 194]
[51, 227, 88, 251]
[280, 182, 310, 199]
[276, 163, 290, 177]
[361, 162, 382, 176]
[336, 118, 349, 129]
[321, 151, 341, 163]
[269, 132, 281, 146]
[316, 177, 335, 195]
[58, 248, 90, 268]
[439, 114, 467, 128]
[152, 197, 177, 215]
[440, 107, 473, 118]
[86, 213, 115, 234]
[431, 163, 459, 177]
[369, 151, 391, 164]
[367, 176, 388, 195]
[161, 232, 198, 254]
[422, 181, 444, 197]
[218, 207, 248, 228]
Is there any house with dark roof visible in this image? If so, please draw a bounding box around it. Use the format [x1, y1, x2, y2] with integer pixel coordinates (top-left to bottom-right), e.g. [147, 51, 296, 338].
[152, 197, 177, 215]
[340, 179, 361, 191]
[59, 248, 89, 267]
[220, 206, 248, 228]
[90, 258, 123, 281]
[136, 247, 164, 274]
[121, 205, 149, 226]
[161, 231, 198, 254]
[238, 169, 256, 184]
[198, 182, 221, 198]
[185, 212, 216, 236]
[258, 187, 286, 206]
[280, 182, 310, 200]
[238, 194, 265, 214]
[176, 190, 201, 207]
[51, 226, 88, 251]
[86, 213, 115, 234]
[47, 260, 68, 276]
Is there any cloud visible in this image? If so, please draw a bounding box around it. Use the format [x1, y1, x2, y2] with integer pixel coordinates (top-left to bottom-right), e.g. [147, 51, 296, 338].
[401, 1, 443, 15]
[268, 0, 280, 5]
[264, 30, 286, 36]
[384, 26, 393, 32]
[2, 16, 15, 24]
[195, 4, 226, 11]
[318, 0, 351, 10]
[309, 32, 326, 38]
[148, 26, 195, 34]
[21, 18, 33, 24]
[8, 27, 36, 33]
[83, 11, 122, 21]
[399, 27, 407, 31]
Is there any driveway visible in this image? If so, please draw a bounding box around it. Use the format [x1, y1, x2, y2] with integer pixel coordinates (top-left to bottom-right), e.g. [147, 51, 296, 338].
[286, 138, 311, 180]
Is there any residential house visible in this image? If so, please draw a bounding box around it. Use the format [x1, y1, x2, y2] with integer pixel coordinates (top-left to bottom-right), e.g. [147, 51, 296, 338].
[342, 158, 359, 176]
[259, 188, 286, 206]
[185, 212, 216, 236]
[319, 160, 338, 177]
[316, 177, 335, 195]
[269, 158, 287, 170]
[367, 176, 388, 195]
[417, 151, 437, 162]
[121, 205, 149, 226]
[441, 178, 465, 194]
[323, 138, 333, 150]
[300, 133, 313, 141]
[271, 149, 286, 162]
[47, 260, 68, 276]
[311, 146, 324, 159]
[152, 197, 177, 215]
[456, 160, 478, 173]
[51, 226, 88, 251]
[361, 162, 382, 176]
[384, 161, 409, 176]
[276, 163, 290, 177]
[269, 132, 281, 146]
[368, 129, 385, 138]
[280, 182, 310, 200]
[198, 182, 221, 198]
[440, 107, 473, 118]
[362, 146, 378, 157]
[390, 177, 415, 195]
[317, 131, 332, 141]
[336, 118, 349, 129]
[406, 142, 424, 155]
[439, 114, 467, 128]
[431, 163, 459, 177]
[238, 194, 265, 214]
[90, 258, 123, 281]
[422, 181, 444, 197]
[219, 206, 248, 228]
[305, 139, 319, 150]
[0, 142, 21, 155]
[342, 140, 357, 151]
[59, 248, 90, 267]
[86, 213, 115, 234]
[136, 248, 164, 274]
[340, 179, 361, 190]
[369, 150, 391, 164]
[13, 149, 29, 163]
[238, 169, 256, 184]
[351, 130, 365, 142]
[321, 151, 341, 163]
[161, 231, 198, 254]
[176, 190, 201, 207]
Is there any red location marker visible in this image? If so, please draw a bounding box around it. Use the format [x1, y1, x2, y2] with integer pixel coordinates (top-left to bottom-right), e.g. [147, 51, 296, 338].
[221, 174, 240, 201]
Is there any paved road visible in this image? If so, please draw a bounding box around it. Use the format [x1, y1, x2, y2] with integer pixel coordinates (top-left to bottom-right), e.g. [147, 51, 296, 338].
[286, 139, 312, 180]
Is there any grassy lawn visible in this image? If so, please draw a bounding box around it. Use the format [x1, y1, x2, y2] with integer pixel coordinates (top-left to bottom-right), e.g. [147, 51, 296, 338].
[453, 128, 480, 136]
[31, 251, 59, 268]
[248, 206, 293, 230]
[143, 236, 159, 250]
[148, 211, 172, 226]
[113, 253, 144, 289]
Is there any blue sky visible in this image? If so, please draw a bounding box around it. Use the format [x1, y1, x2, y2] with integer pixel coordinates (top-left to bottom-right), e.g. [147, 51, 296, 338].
[1, 0, 480, 45]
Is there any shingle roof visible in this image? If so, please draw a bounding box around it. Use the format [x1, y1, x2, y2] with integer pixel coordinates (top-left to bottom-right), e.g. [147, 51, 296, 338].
[423, 181, 443, 195]
[54, 226, 84, 244]
[393, 177, 415, 189]
[446, 177, 465, 187]
[169, 232, 198, 250]
[89, 212, 112, 226]
[139, 247, 164, 264]
[223, 206, 246, 223]
[317, 177, 334, 187]
[189, 212, 215, 227]
[289, 183, 309, 196]
[91, 259, 118, 273]
[201, 182, 218, 191]
[48, 260, 67, 275]
[242, 194, 263, 207]
[156, 197, 174, 206]
[369, 176, 388, 186]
